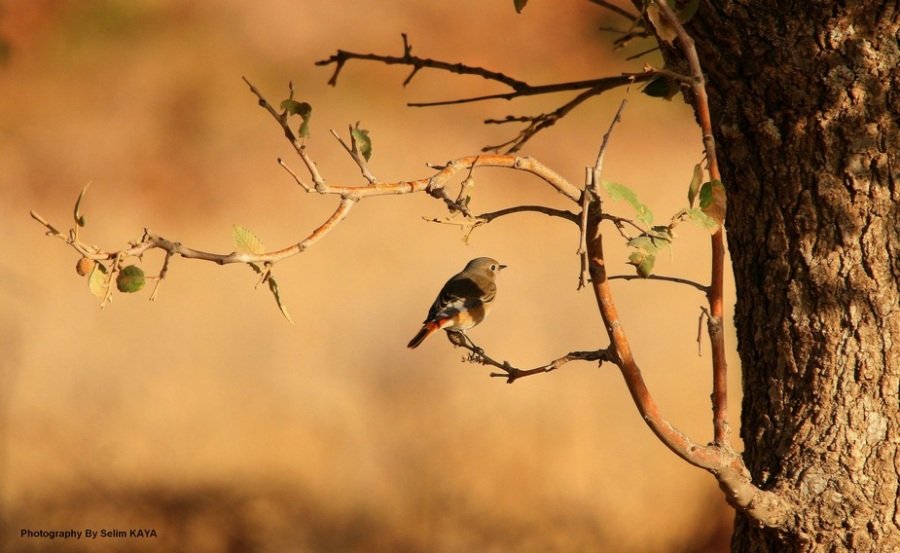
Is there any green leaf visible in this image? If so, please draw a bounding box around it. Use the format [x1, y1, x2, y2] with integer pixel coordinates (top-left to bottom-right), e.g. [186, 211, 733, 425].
[280, 99, 311, 117]
[680, 207, 719, 231]
[88, 262, 109, 298]
[116, 265, 145, 293]
[602, 180, 654, 225]
[281, 99, 312, 138]
[625, 226, 673, 278]
[699, 179, 727, 225]
[351, 124, 372, 161]
[298, 114, 311, 138]
[628, 250, 656, 278]
[514, 0, 528, 13]
[679, 0, 701, 24]
[232, 225, 265, 255]
[73, 182, 91, 227]
[248, 263, 294, 324]
[629, 227, 673, 252]
[267, 274, 294, 324]
[699, 181, 713, 208]
[627, 235, 661, 255]
[641, 75, 679, 100]
[645, 3, 678, 45]
[688, 163, 703, 207]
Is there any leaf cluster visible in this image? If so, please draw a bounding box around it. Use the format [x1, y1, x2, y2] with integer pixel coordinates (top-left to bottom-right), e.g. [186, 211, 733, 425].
[599, 162, 724, 278]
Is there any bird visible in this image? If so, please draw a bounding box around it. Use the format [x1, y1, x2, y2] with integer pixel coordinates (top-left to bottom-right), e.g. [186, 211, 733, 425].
[407, 257, 506, 349]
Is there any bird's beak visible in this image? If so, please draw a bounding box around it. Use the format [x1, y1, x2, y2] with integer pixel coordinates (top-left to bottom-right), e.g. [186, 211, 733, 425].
[499, 264, 508, 271]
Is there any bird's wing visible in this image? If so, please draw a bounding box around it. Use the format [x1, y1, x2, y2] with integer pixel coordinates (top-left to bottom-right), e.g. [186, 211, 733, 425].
[425, 276, 486, 322]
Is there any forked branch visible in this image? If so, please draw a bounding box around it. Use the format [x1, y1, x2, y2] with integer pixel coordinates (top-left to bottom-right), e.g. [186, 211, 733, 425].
[445, 331, 612, 384]
[315, 33, 656, 152]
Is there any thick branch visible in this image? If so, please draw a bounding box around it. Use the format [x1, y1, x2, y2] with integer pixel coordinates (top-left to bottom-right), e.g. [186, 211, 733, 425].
[650, 0, 730, 448]
[585, 202, 792, 527]
[586, 204, 707, 464]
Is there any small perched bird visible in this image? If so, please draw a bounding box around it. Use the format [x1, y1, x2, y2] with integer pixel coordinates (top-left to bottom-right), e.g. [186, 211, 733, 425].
[407, 257, 506, 349]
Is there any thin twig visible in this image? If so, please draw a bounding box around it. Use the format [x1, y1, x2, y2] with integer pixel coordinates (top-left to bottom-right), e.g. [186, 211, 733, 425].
[445, 331, 611, 384]
[477, 205, 579, 224]
[330, 127, 379, 185]
[410, 74, 650, 107]
[32, 84, 585, 315]
[317, 33, 528, 90]
[588, 0, 640, 23]
[591, 99, 628, 197]
[483, 85, 632, 153]
[608, 273, 709, 292]
[578, 100, 627, 288]
[577, 176, 591, 290]
[314, 35, 655, 153]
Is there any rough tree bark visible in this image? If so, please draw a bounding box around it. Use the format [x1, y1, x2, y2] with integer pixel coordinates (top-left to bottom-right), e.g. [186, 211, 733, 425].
[671, 2, 900, 551]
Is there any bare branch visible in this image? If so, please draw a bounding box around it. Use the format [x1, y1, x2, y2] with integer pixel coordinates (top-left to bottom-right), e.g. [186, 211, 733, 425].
[476, 205, 579, 225]
[589, 0, 640, 23]
[591, 100, 628, 198]
[314, 35, 656, 153]
[577, 171, 591, 290]
[577, 100, 627, 289]
[32, 82, 587, 313]
[409, 74, 649, 108]
[30, 150, 584, 272]
[316, 33, 528, 90]
[624, 46, 661, 61]
[330, 127, 379, 185]
[608, 273, 709, 293]
[649, 0, 730, 448]
[277, 158, 311, 191]
[444, 331, 611, 384]
[483, 84, 633, 153]
[586, 206, 712, 465]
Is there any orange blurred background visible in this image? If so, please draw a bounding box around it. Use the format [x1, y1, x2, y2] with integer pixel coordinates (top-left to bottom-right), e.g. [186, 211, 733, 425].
[1, 1, 737, 551]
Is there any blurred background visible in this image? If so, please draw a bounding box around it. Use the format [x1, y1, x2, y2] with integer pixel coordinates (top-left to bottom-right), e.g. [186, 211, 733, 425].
[1, 1, 737, 551]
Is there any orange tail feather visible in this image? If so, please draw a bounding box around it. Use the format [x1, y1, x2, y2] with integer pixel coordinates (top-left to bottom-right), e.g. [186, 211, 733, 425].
[407, 321, 440, 349]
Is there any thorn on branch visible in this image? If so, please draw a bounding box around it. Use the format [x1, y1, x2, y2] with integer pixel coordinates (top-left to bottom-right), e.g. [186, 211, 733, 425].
[401, 33, 412, 55]
[403, 66, 422, 87]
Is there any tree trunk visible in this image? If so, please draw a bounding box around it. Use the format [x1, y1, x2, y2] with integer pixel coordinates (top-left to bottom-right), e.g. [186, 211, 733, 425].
[681, 2, 900, 551]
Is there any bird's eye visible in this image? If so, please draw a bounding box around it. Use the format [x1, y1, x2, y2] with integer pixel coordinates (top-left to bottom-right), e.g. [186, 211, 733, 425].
[491, 264, 496, 270]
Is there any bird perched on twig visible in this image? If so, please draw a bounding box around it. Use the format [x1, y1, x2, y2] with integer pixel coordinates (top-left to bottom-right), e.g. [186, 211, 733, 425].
[407, 257, 506, 349]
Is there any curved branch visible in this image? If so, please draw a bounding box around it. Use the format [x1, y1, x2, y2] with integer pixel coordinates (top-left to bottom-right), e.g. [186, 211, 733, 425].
[585, 204, 791, 530]
[32, 78, 585, 306]
[586, 206, 710, 463]
[445, 331, 612, 384]
[30, 198, 359, 266]
[608, 273, 708, 292]
[476, 205, 580, 225]
[649, 0, 730, 449]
